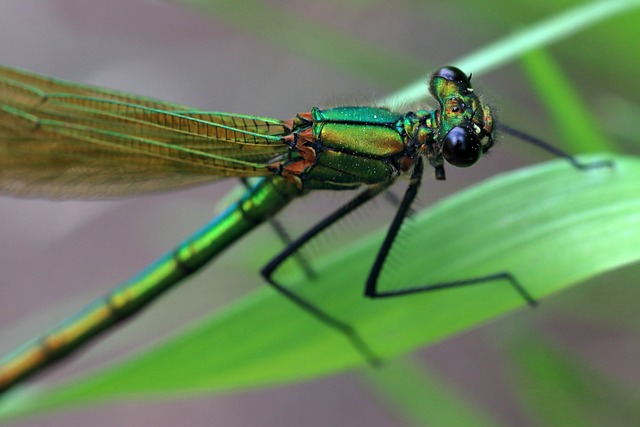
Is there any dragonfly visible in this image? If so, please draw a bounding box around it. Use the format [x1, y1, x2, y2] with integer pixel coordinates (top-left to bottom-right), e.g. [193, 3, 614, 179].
[0, 64, 599, 396]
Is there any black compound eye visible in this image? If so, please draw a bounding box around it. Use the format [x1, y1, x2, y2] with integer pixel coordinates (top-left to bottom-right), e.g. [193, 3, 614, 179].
[442, 126, 482, 167]
[433, 66, 468, 84]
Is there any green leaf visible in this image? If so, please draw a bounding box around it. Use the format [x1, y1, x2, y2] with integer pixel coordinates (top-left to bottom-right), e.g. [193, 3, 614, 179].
[362, 357, 503, 427]
[3, 154, 639, 418]
[520, 49, 615, 153]
[509, 336, 640, 426]
[382, 0, 640, 106]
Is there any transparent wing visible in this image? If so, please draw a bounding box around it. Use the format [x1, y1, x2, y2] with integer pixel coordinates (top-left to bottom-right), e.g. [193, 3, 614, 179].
[0, 65, 290, 198]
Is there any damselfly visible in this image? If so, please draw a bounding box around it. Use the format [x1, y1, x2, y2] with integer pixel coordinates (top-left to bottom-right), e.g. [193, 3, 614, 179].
[0, 64, 602, 395]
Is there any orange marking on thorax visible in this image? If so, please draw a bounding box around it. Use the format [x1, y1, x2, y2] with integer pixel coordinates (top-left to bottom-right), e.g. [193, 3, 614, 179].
[273, 113, 318, 190]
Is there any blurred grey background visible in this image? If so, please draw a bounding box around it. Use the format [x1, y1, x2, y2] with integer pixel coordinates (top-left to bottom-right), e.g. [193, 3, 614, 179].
[1, 1, 639, 426]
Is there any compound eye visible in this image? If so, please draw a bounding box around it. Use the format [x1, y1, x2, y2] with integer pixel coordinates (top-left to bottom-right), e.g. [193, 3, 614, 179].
[442, 126, 482, 167]
[432, 66, 468, 84]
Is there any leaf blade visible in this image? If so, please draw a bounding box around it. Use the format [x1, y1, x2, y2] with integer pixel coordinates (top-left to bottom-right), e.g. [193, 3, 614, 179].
[3, 154, 639, 418]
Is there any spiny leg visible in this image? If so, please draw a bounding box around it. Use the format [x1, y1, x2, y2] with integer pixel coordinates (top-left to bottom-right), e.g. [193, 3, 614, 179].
[264, 216, 316, 280]
[262, 184, 389, 278]
[261, 184, 391, 366]
[383, 190, 417, 217]
[241, 178, 316, 280]
[365, 122, 616, 303]
[364, 156, 537, 306]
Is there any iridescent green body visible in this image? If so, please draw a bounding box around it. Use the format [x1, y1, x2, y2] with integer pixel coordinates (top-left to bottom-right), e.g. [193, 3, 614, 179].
[300, 107, 407, 189]
[0, 176, 299, 391]
[0, 64, 494, 394]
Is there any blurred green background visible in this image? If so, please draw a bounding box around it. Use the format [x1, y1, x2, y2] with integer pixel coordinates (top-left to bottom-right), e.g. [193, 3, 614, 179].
[0, 0, 639, 426]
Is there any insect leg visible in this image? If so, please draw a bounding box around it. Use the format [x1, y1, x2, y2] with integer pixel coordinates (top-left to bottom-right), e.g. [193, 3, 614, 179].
[241, 178, 315, 280]
[498, 124, 613, 171]
[364, 157, 537, 306]
[261, 184, 390, 366]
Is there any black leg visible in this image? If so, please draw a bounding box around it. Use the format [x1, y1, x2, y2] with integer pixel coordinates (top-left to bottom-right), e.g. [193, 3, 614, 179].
[367, 271, 537, 307]
[263, 277, 382, 366]
[364, 157, 537, 306]
[498, 124, 613, 171]
[262, 184, 389, 279]
[364, 158, 423, 297]
[261, 183, 391, 366]
[240, 178, 316, 280]
[265, 213, 317, 281]
[383, 190, 417, 217]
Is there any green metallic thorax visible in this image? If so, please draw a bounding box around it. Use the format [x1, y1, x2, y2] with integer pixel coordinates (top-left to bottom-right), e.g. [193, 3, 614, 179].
[282, 106, 436, 191]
